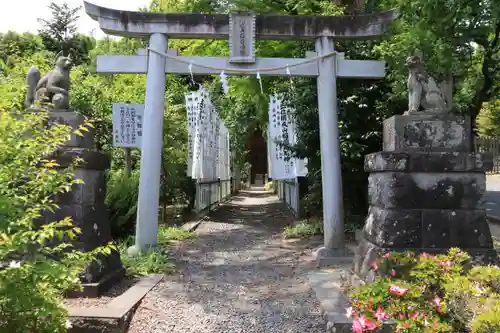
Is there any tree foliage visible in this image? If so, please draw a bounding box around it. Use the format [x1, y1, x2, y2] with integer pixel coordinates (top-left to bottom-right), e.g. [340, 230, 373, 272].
[374, 0, 499, 119]
[0, 54, 113, 331]
[477, 100, 500, 137]
[38, 1, 95, 65]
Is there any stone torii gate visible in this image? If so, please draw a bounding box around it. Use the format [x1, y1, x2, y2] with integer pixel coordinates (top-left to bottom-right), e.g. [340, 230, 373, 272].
[84, 1, 398, 256]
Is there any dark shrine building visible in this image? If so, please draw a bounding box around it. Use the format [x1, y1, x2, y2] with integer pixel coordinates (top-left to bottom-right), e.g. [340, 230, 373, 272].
[246, 128, 268, 185]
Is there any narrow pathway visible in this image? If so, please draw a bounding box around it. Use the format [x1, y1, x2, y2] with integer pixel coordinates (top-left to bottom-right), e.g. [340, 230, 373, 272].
[128, 188, 324, 333]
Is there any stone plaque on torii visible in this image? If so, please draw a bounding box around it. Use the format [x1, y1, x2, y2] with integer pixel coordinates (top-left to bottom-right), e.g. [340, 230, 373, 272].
[84, 1, 398, 257]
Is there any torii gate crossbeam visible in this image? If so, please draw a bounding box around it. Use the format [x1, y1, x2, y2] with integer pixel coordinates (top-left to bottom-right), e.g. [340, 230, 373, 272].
[84, 1, 398, 259]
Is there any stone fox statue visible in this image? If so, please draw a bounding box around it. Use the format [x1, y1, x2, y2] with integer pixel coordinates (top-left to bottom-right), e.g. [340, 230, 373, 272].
[24, 52, 72, 110]
[405, 55, 451, 114]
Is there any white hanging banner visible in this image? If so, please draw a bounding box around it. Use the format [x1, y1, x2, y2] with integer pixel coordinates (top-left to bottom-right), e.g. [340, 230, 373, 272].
[112, 103, 144, 148]
[185, 93, 197, 177]
[185, 88, 231, 181]
[268, 94, 308, 180]
[268, 96, 285, 179]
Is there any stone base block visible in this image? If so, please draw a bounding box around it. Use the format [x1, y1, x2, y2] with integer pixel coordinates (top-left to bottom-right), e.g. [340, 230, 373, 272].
[66, 267, 126, 298]
[312, 246, 355, 267]
[80, 250, 124, 284]
[47, 111, 94, 148]
[368, 172, 485, 209]
[383, 114, 471, 152]
[363, 206, 494, 249]
[42, 202, 123, 283]
[353, 238, 499, 280]
[365, 151, 493, 173]
[55, 168, 108, 205]
[52, 148, 111, 170]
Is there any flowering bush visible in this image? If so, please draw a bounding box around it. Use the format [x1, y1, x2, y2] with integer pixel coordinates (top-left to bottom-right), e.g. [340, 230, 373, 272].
[0, 110, 113, 332]
[348, 248, 500, 333]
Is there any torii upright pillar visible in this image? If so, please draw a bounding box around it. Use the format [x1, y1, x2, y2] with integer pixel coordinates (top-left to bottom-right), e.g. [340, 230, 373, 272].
[130, 33, 168, 254]
[84, 1, 398, 255]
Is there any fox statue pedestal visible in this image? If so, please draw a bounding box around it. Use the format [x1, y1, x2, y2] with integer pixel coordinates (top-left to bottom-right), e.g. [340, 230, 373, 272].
[354, 113, 498, 279]
[41, 111, 125, 297]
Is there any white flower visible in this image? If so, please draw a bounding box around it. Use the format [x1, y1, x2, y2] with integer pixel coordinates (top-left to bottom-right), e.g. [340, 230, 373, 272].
[65, 320, 72, 328]
[9, 261, 21, 268]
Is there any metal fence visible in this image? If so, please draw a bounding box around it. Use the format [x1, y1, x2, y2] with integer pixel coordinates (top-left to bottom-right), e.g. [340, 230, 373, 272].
[276, 178, 301, 218]
[194, 178, 232, 213]
[474, 136, 500, 174]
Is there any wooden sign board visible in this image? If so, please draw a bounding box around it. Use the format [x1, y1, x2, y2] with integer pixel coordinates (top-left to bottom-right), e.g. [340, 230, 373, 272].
[112, 103, 144, 148]
[229, 12, 256, 64]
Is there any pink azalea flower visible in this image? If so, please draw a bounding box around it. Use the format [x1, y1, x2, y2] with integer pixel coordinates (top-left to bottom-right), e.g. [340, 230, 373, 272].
[352, 317, 364, 333]
[375, 307, 389, 321]
[358, 316, 377, 331]
[383, 252, 391, 259]
[433, 295, 444, 312]
[389, 285, 409, 296]
[345, 307, 356, 318]
[364, 319, 377, 331]
[421, 252, 435, 259]
[390, 269, 397, 277]
[439, 260, 452, 269]
[410, 312, 420, 320]
[370, 261, 379, 271]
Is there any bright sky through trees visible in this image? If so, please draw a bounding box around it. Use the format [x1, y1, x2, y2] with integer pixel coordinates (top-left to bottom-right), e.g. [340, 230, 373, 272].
[0, 0, 148, 39]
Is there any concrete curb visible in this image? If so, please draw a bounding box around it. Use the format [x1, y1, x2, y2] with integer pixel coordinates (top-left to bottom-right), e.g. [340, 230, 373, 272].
[68, 274, 163, 333]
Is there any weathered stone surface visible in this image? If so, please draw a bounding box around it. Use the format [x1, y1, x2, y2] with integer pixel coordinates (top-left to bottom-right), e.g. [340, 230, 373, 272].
[52, 148, 111, 170]
[47, 111, 94, 148]
[363, 206, 421, 248]
[55, 169, 107, 205]
[355, 111, 498, 280]
[368, 172, 485, 209]
[365, 151, 493, 173]
[364, 207, 494, 249]
[46, 203, 111, 246]
[68, 317, 123, 333]
[409, 152, 492, 173]
[383, 114, 471, 152]
[353, 239, 384, 279]
[422, 209, 493, 249]
[84, 1, 399, 40]
[38, 111, 123, 290]
[43, 202, 122, 283]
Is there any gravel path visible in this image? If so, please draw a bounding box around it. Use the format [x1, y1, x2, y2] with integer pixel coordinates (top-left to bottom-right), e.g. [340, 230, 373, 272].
[128, 188, 324, 333]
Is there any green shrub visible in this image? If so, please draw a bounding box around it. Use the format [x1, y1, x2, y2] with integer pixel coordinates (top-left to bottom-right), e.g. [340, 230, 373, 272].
[283, 218, 323, 239]
[0, 110, 113, 332]
[118, 237, 175, 276]
[118, 226, 194, 277]
[105, 169, 139, 239]
[157, 226, 195, 245]
[348, 248, 500, 333]
[264, 181, 274, 191]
